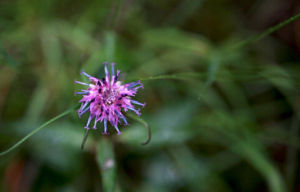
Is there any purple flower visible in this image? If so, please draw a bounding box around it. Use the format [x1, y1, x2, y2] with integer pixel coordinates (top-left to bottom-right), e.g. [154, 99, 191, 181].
[75, 62, 145, 135]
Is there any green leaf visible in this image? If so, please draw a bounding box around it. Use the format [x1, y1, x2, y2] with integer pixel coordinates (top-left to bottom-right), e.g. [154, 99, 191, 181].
[142, 28, 210, 55]
[121, 101, 197, 147]
[197, 110, 286, 192]
[104, 31, 116, 62]
[97, 138, 116, 192]
[260, 65, 294, 91]
[204, 51, 221, 88]
[232, 137, 286, 192]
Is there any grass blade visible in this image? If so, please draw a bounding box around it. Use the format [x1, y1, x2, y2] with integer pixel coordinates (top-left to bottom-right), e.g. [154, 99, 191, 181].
[0, 104, 79, 156]
[234, 12, 300, 49]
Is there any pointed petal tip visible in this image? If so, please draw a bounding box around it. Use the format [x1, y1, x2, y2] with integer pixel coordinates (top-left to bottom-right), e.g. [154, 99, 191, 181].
[75, 80, 89, 86]
[102, 131, 109, 135]
[80, 71, 91, 78]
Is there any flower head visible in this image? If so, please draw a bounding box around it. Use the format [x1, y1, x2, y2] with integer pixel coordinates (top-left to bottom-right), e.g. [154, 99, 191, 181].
[75, 62, 145, 135]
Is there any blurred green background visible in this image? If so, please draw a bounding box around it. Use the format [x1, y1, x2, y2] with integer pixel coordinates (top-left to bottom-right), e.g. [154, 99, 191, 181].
[1, 0, 300, 191]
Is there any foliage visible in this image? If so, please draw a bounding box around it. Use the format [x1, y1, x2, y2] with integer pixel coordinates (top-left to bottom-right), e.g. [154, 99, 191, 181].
[1, 0, 300, 192]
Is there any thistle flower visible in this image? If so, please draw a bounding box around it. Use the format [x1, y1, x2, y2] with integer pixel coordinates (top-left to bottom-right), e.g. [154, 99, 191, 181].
[75, 62, 145, 135]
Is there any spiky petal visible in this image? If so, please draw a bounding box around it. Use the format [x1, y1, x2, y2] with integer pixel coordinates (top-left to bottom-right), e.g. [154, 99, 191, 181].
[75, 62, 145, 135]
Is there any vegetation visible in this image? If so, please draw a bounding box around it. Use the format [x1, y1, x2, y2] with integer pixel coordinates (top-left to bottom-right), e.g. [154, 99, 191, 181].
[1, 0, 300, 191]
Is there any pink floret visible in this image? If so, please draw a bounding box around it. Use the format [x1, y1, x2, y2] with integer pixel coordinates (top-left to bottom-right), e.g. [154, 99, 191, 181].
[75, 62, 145, 135]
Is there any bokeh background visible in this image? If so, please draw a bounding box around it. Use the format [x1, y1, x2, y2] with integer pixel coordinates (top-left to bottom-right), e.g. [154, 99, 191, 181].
[1, 0, 300, 191]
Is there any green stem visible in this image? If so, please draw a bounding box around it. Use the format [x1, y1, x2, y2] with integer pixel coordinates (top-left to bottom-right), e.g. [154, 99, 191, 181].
[0, 104, 79, 156]
[126, 72, 205, 82]
[234, 12, 300, 49]
[81, 128, 90, 150]
[127, 113, 151, 145]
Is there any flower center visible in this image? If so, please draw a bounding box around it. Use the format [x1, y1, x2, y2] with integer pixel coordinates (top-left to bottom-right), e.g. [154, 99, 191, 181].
[103, 89, 118, 106]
